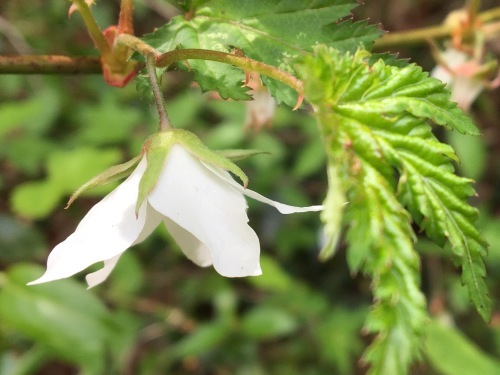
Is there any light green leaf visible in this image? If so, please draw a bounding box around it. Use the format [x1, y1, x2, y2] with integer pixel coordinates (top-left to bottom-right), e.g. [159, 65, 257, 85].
[170, 321, 230, 359]
[241, 306, 298, 339]
[0, 264, 111, 373]
[75, 94, 142, 145]
[425, 320, 500, 375]
[297, 46, 489, 374]
[10, 147, 123, 219]
[10, 180, 62, 219]
[143, 0, 381, 105]
[447, 130, 487, 180]
[47, 147, 122, 195]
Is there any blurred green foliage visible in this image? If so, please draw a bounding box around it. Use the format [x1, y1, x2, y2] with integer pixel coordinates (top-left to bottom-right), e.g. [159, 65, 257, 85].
[1, 1, 500, 374]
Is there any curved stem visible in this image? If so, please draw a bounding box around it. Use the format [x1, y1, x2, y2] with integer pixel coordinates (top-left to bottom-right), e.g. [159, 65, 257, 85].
[156, 48, 304, 95]
[146, 55, 171, 131]
[116, 34, 304, 95]
[116, 34, 160, 57]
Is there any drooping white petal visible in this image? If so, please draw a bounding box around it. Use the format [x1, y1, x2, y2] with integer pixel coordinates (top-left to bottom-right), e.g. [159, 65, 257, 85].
[148, 145, 262, 277]
[29, 158, 149, 285]
[84, 203, 163, 288]
[202, 162, 324, 214]
[164, 217, 212, 267]
[85, 254, 121, 288]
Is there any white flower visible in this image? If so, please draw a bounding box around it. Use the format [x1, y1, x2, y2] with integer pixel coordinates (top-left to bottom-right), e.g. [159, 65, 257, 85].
[29, 145, 322, 288]
[431, 47, 486, 112]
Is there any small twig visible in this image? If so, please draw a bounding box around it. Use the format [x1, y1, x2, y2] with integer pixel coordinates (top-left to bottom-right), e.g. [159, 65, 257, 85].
[0, 55, 102, 74]
[146, 54, 171, 131]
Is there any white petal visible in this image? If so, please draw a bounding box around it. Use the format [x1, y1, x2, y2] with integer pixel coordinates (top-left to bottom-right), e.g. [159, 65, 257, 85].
[85, 254, 121, 288]
[164, 217, 212, 267]
[202, 162, 324, 214]
[450, 76, 484, 111]
[29, 158, 149, 285]
[431, 66, 452, 85]
[84, 203, 163, 288]
[148, 145, 262, 277]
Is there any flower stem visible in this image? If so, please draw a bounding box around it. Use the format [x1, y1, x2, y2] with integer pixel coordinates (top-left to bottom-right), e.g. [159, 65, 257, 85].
[146, 54, 171, 131]
[71, 0, 112, 57]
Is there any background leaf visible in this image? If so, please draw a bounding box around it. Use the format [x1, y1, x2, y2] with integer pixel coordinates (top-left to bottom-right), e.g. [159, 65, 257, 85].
[425, 320, 500, 375]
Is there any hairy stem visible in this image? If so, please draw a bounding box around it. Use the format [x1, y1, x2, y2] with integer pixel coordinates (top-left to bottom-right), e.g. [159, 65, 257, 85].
[116, 34, 160, 57]
[155, 48, 304, 95]
[117, 34, 303, 95]
[146, 55, 171, 131]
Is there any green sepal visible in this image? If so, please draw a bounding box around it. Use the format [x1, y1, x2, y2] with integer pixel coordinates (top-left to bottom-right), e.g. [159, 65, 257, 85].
[174, 129, 249, 188]
[135, 131, 177, 216]
[216, 149, 270, 161]
[135, 129, 249, 216]
[66, 154, 142, 208]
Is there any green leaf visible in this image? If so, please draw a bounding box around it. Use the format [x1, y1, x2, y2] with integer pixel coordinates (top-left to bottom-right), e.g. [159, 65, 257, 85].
[314, 307, 366, 374]
[241, 306, 298, 339]
[170, 321, 230, 359]
[75, 93, 142, 145]
[297, 46, 489, 373]
[425, 320, 500, 375]
[143, 0, 381, 105]
[0, 264, 112, 373]
[47, 147, 123, 195]
[446, 130, 487, 180]
[10, 180, 62, 219]
[10, 147, 123, 219]
[0, 88, 59, 137]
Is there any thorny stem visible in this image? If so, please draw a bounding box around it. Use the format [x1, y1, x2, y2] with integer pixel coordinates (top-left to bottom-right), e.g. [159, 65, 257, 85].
[374, 6, 500, 48]
[146, 54, 172, 131]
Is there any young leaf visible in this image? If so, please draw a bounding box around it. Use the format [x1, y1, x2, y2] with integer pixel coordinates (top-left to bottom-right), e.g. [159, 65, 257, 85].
[142, 0, 381, 105]
[296, 46, 490, 374]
